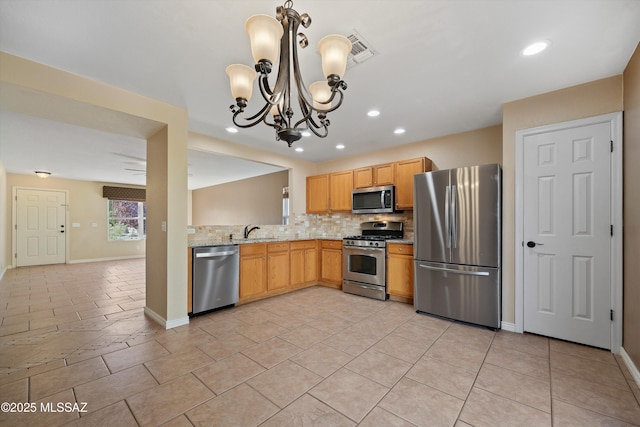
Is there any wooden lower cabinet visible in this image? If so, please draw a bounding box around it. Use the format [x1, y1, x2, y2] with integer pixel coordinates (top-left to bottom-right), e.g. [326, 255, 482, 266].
[239, 243, 267, 300]
[387, 243, 414, 299]
[320, 240, 342, 287]
[267, 242, 290, 291]
[290, 240, 318, 286]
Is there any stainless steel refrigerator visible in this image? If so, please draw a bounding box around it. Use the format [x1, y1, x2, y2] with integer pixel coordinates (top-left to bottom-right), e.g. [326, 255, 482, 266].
[413, 163, 501, 329]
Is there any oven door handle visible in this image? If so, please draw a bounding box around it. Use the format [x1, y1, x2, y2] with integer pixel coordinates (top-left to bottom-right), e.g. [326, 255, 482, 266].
[344, 246, 385, 251]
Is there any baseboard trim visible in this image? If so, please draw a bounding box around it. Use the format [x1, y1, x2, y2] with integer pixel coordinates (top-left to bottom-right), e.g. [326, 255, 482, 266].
[500, 321, 516, 332]
[620, 347, 640, 389]
[0, 266, 7, 281]
[68, 255, 145, 264]
[144, 307, 189, 330]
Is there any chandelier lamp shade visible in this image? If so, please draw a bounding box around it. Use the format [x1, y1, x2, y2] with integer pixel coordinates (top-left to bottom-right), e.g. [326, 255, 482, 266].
[226, 0, 352, 147]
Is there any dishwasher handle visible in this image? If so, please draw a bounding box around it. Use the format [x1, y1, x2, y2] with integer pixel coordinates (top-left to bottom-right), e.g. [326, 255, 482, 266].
[195, 249, 238, 258]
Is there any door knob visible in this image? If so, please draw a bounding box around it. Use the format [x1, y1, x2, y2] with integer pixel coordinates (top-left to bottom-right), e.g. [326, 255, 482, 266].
[526, 241, 544, 248]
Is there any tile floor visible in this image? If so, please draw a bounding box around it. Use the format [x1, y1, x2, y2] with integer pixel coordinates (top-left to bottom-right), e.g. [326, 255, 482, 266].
[1, 259, 639, 426]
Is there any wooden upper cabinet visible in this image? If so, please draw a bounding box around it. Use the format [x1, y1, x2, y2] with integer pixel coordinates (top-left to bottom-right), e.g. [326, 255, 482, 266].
[306, 157, 432, 213]
[354, 163, 395, 189]
[354, 167, 373, 188]
[306, 174, 329, 213]
[329, 170, 353, 212]
[395, 157, 432, 210]
[374, 163, 395, 186]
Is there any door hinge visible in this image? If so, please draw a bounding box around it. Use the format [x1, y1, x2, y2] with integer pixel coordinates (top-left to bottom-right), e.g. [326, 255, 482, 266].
[610, 140, 614, 152]
[610, 309, 614, 321]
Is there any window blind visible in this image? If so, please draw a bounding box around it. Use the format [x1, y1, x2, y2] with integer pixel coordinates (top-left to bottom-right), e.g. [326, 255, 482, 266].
[102, 186, 146, 202]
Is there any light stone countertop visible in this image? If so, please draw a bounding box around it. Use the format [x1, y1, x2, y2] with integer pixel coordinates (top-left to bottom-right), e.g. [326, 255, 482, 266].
[189, 236, 345, 248]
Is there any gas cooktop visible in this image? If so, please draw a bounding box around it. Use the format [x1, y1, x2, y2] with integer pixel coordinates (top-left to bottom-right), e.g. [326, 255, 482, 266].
[343, 221, 404, 247]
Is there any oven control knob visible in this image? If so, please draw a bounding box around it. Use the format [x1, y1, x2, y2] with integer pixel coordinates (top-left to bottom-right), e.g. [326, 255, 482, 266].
[374, 242, 379, 247]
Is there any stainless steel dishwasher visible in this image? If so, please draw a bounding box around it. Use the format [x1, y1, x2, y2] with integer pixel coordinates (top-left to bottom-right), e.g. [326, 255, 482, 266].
[192, 245, 239, 315]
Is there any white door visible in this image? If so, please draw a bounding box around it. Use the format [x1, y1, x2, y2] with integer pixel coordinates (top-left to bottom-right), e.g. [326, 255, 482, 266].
[16, 189, 67, 267]
[523, 121, 611, 349]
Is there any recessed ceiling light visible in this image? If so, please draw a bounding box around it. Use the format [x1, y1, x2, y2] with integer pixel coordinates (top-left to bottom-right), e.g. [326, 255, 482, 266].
[301, 131, 311, 137]
[295, 147, 304, 152]
[367, 110, 380, 117]
[522, 40, 550, 56]
[225, 127, 238, 133]
[336, 144, 345, 150]
[394, 128, 406, 135]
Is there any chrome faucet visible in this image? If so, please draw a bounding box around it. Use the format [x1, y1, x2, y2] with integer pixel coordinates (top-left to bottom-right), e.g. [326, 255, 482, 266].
[244, 224, 260, 239]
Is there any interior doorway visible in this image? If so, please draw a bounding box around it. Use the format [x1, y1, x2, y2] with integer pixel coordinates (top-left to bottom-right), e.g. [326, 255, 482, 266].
[514, 112, 623, 352]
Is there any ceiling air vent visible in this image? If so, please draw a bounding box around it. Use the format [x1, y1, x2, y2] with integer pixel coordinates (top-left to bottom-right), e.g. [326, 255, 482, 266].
[346, 30, 377, 69]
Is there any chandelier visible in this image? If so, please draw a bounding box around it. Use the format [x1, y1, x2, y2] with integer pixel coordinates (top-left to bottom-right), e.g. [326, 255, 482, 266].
[226, 1, 352, 147]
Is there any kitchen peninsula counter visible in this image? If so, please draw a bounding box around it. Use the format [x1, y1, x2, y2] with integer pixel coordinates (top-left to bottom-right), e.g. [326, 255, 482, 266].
[188, 236, 344, 248]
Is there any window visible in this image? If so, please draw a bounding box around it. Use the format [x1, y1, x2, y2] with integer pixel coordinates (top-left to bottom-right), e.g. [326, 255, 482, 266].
[108, 200, 146, 241]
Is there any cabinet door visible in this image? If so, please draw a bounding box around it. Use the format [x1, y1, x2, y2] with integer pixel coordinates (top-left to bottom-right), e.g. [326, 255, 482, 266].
[374, 163, 395, 186]
[268, 251, 290, 290]
[240, 255, 266, 299]
[290, 249, 305, 286]
[329, 171, 353, 212]
[387, 254, 414, 298]
[354, 167, 373, 188]
[321, 248, 342, 284]
[306, 174, 329, 213]
[304, 248, 318, 282]
[395, 158, 431, 210]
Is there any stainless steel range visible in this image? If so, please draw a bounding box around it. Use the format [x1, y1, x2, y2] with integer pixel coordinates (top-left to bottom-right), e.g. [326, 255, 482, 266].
[342, 221, 404, 300]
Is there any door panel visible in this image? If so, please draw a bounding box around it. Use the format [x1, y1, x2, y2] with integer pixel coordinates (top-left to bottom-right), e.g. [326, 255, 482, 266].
[450, 164, 501, 267]
[16, 189, 66, 266]
[414, 260, 500, 329]
[413, 169, 450, 263]
[523, 122, 611, 349]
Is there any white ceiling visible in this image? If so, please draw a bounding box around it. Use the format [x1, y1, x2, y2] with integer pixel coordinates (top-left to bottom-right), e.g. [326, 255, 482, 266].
[0, 0, 639, 188]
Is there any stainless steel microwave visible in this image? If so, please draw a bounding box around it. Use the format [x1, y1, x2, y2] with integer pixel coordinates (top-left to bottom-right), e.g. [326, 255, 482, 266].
[352, 185, 395, 214]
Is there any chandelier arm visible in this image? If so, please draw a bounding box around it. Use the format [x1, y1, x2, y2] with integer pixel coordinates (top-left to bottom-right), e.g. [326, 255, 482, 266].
[293, 102, 328, 139]
[292, 99, 315, 129]
[257, 73, 275, 98]
[231, 102, 272, 128]
[290, 34, 316, 114]
[321, 87, 346, 114]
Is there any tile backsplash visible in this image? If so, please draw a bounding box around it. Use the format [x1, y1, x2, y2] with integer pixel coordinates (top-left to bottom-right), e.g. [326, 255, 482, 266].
[188, 212, 413, 246]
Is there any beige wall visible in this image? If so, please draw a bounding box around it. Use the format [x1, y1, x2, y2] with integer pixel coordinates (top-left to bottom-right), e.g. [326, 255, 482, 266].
[4, 174, 146, 264]
[502, 76, 624, 325]
[623, 44, 640, 367]
[316, 125, 503, 173]
[0, 162, 7, 274]
[192, 171, 288, 226]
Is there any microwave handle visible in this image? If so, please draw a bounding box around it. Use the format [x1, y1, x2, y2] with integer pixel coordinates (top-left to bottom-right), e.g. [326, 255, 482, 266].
[381, 191, 386, 209]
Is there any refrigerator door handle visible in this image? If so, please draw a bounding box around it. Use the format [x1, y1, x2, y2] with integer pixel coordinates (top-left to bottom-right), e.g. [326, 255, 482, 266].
[450, 185, 458, 248]
[418, 264, 490, 276]
[445, 185, 451, 249]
